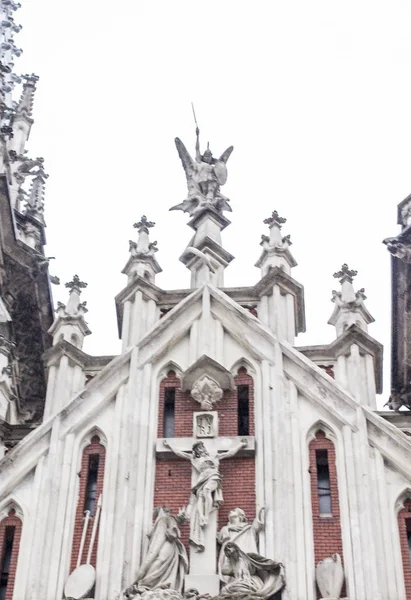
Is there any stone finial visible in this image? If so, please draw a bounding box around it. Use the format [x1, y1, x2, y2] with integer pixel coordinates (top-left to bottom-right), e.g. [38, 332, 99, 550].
[255, 210, 296, 274]
[333, 263, 357, 284]
[328, 265, 374, 336]
[133, 215, 155, 233]
[131, 216, 158, 255]
[263, 210, 287, 228]
[122, 217, 162, 284]
[48, 274, 90, 347]
[24, 166, 48, 223]
[65, 274, 87, 292]
[15, 73, 38, 120]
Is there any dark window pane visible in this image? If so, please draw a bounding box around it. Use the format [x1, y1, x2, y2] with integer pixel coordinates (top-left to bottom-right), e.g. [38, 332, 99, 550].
[84, 455, 99, 516]
[0, 526, 15, 600]
[316, 450, 332, 515]
[163, 387, 175, 438]
[237, 385, 249, 436]
[407, 519, 411, 567]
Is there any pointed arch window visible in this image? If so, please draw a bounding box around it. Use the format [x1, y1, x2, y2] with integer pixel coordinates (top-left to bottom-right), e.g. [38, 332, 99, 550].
[309, 429, 344, 595]
[397, 498, 411, 598]
[163, 387, 176, 437]
[234, 367, 254, 437]
[158, 370, 181, 438]
[70, 435, 106, 574]
[316, 449, 332, 516]
[0, 509, 22, 600]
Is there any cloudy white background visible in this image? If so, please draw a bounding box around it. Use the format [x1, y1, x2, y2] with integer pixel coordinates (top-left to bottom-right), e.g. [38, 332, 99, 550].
[14, 0, 411, 403]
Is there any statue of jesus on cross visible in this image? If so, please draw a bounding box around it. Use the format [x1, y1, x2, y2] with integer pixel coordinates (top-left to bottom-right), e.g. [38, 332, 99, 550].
[163, 438, 248, 551]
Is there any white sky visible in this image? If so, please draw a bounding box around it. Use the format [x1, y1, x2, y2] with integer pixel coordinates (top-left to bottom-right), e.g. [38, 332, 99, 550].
[14, 0, 411, 402]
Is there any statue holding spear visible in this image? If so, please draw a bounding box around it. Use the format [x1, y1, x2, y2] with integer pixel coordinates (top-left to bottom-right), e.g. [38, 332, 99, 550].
[171, 104, 234, 217]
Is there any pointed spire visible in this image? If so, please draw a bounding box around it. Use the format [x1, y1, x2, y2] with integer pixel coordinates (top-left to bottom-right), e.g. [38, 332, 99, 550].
[24, 166, 48, 223]
[255, 210, 296, 275]
[132, 215, 156, 254]
[15, 73, 38, 121]
[328, 264, 374, 336]
[122, 216, 162, 284]
[9, 74, 39, 156]
[48, 275, 91, 347]
[16, 73, 37, 117]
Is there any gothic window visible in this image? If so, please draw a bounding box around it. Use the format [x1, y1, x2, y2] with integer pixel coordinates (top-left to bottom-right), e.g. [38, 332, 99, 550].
[163, 387, 176, 437]
[407, 519, 411, 567]
[397, 498, 411, 597]
[70, 435, 106, 573]
[309, 430, 344, 579]
[0, 510, 22, 600]
[84, 454, 100, 516]
[316, 449, 332, 516]
[237, 384, 250, 436]
[0, 527, 14, 600]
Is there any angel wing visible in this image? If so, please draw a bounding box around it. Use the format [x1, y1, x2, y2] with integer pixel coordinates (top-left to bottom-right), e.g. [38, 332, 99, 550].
[175, 137, 195, 183]
[218, 145, 234, 164]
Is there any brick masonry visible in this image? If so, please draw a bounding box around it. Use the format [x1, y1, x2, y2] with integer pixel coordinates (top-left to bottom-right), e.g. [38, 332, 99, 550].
[309, 430, 345, 599]
[154, 369, 256, 552]
[0, 509, 22, 600]
[69, 436, 106, 574]
[397, 498, 411, 599]
[157, 369, 255, 438]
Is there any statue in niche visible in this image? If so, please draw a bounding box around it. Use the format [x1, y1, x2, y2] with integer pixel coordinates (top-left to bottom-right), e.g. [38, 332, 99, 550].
[171, 128, 233, 217]
[219, 542, 285, 600]
[163, 438, 247, 551]
[217, 507, 265, 583]
[122, 507, 188, 599]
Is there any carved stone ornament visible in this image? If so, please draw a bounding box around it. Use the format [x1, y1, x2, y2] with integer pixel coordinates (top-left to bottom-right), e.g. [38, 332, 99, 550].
[193, 411, 218, 438]
[191, 375, 223, 410]
[401, 200, 411, 228]
[315, 553, 345, 599]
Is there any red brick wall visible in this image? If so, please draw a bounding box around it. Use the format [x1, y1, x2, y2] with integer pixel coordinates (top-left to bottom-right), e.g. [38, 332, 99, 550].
[153, 456, 256, 550]
[398, 498, 411, 599]
[318, 365, 335, 379]
[154, 369, 256, 553]
[69, 436, 106, 573]
[0, 509, 23, 600]
[309, 430, 344, 598]
[157, 369, 255, 438]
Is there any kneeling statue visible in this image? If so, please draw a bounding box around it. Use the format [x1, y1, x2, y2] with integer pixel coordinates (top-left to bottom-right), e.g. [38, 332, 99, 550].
[220, 542, 285, 600]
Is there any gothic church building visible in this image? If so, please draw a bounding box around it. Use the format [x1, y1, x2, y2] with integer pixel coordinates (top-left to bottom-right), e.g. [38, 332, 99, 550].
[1, 3, 411, 600]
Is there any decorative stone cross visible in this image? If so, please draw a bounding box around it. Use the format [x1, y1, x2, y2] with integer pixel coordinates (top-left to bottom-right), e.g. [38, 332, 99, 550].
[65, 274, 87, 291]
[156, 434, 254, 596]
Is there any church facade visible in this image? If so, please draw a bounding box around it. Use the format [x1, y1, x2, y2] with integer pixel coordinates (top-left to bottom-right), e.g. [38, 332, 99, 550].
[2, 3, 411, 600]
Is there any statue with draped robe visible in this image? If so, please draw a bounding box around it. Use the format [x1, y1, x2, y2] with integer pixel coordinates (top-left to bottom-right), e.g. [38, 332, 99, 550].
[122, 507, 188, 599]
[217, 507, 265, 583]
[219, 542, 285, 600]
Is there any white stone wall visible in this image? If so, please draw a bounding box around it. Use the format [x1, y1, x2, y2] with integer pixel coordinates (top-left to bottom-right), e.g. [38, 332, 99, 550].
[0, 283, 409, 600]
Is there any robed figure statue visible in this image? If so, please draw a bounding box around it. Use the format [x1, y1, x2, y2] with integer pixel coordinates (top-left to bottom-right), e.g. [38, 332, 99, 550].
[220, 542, 286, 600]
[217, 507, 265, 583]
[171, 128, 234, 217]
[122, 507, 188, 598]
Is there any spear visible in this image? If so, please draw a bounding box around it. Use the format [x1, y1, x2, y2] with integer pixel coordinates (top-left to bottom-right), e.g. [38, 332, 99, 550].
[77, 510, 91, 568]
[86, 494, 102, 565]
[191, 101, 199, 131]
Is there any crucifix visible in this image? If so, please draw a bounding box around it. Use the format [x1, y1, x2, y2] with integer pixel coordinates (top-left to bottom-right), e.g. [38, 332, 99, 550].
[158, 423, 254, 596]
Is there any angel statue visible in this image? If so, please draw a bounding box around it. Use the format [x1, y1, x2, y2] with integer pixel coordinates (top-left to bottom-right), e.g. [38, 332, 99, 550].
[171, 127, 233, 217]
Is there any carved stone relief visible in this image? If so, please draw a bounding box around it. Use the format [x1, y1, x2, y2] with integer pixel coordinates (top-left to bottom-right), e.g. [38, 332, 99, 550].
[191, 375, 223, 411]
[193, 412, 218, 438]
